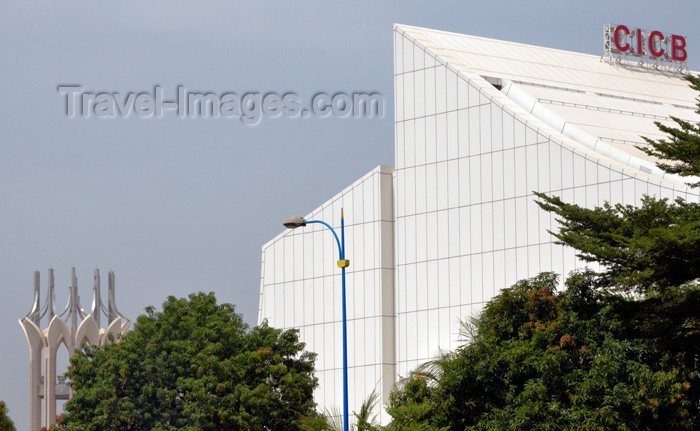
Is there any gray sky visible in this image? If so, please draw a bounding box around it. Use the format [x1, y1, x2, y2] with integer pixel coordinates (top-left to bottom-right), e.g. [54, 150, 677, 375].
[2, 1, 699, 428]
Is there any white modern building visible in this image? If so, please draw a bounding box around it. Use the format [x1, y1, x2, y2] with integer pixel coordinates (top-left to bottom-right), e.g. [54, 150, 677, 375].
[258, 24, 700, 423]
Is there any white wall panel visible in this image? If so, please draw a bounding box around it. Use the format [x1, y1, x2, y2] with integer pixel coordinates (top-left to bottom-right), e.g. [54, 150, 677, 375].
[415, 212, 427, 263]
[427, 260, 439, 310]
[457, 76, 469, 110]
[415, 69, 426, 119]
[491, 104, 503, 151]
[470, 205, 482, 254]
[405, 261, 417, 313]
[394, 31, 403, 75]
[404, 167, 416, 217]
[482, 252, 495, 300]
[436, 113, 448, 162]
[468, 83, 480, 108]
[458, 157, 470, 206]
[516, 246, 529, 280]
[425, 67, 436, 117]
[469, 157, 482, 205]
[415, 117, 426, 166]
[514, 120, 525, 148]
[405, 120, 415, 169]
[573, 153, 587, 189]
[549, 144, 562, 191]
[413, 44, 425, 70]
[396, 121, 405, 169]
[561, 149, 574, 190]
[404, 72, 415, 121]
[448, 160, 459, 208]
[470, 254, 483, 304]
[447, 257, 460, 306]
[458, 109, 469, 158]
[459, 255, 471, 305]
[435, 66, 447, 114]
[480, 104, 492, 154]
[469, 107, 481, 156]
[514, 147, 527, 197]
[438, 259, 450, 308]
[426, 211, 438, 260]
[437, 210, 449, 259]
[526, 127, 537, 147]
[448, 208, 460, 256]
[481, 154, 493, 202]
[502, 113, 515, 150]
[491, 151, 504, 201]
[437, 161, 448, 211]
[402, 33, 413, 74]
[459, 206, 471, 256]
[447, 70, 458, 113]
[447, 111, 459, 161]
[415, 165, 426, 214]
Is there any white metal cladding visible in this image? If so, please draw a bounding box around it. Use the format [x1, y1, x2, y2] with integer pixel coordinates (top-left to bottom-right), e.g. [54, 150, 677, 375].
[259, 24, 700, 423]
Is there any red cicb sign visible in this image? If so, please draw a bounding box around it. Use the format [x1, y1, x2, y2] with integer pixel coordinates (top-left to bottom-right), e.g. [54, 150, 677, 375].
[610, 24, 687, 62]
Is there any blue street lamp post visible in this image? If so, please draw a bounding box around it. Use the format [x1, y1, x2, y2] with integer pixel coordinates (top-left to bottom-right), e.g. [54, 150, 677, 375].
[283, 210, 350, 431]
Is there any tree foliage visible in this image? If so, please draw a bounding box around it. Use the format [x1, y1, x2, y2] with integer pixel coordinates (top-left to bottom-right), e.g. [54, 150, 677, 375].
[534, 193, 700, 293]
[63, 292, 317, 431]
[0, 401, 16, 431]
[386, 272, 699, 430]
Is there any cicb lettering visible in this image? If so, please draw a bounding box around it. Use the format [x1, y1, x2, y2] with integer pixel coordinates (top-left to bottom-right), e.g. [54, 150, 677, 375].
[612, 25, 687, 62]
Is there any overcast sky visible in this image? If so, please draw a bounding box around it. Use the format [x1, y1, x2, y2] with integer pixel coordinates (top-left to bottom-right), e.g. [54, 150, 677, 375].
[2, 1, 699, 428]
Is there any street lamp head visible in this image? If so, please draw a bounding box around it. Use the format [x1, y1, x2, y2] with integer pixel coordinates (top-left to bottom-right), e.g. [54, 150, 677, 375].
[283, 217, 307, 229]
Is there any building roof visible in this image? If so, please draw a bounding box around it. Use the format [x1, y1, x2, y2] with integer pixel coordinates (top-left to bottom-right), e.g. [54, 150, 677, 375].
[395, 24, 699, 177]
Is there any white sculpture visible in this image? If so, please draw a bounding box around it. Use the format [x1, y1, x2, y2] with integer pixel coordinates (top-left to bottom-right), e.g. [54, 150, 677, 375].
[19, 268, 130, 431]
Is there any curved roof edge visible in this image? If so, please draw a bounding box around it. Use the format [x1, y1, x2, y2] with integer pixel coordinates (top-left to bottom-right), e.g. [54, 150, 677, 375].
[501, 80, 698, 187]
[395, 23, 700, 192]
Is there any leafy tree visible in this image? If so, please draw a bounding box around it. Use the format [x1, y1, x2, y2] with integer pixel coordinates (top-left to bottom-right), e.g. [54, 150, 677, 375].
[63, 292, 318, 431]
[386, 272, 698, 430]
[384, 373, 449, 431]
[40, 413, 66, 431]
[0, 401, 16, 431]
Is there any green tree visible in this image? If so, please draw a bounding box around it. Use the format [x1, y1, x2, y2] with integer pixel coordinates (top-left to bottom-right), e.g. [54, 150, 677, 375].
[384, 373, 449, 431]
[534, 193, 700, 293]
[63, 292, 318, 431]
[386, 272, 697, 430]
[0, 401, 16, 431]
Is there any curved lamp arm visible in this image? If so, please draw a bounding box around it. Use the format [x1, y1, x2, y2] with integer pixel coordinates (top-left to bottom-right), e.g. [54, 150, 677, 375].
[304, 220, 344, 260]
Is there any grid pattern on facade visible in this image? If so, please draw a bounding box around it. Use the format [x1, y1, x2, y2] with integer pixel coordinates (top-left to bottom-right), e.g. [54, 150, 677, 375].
[393, 25, 700, 374]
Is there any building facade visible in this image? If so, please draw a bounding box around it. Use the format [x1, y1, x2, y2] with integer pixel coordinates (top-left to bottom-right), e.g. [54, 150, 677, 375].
[258, 24, 700, 423]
